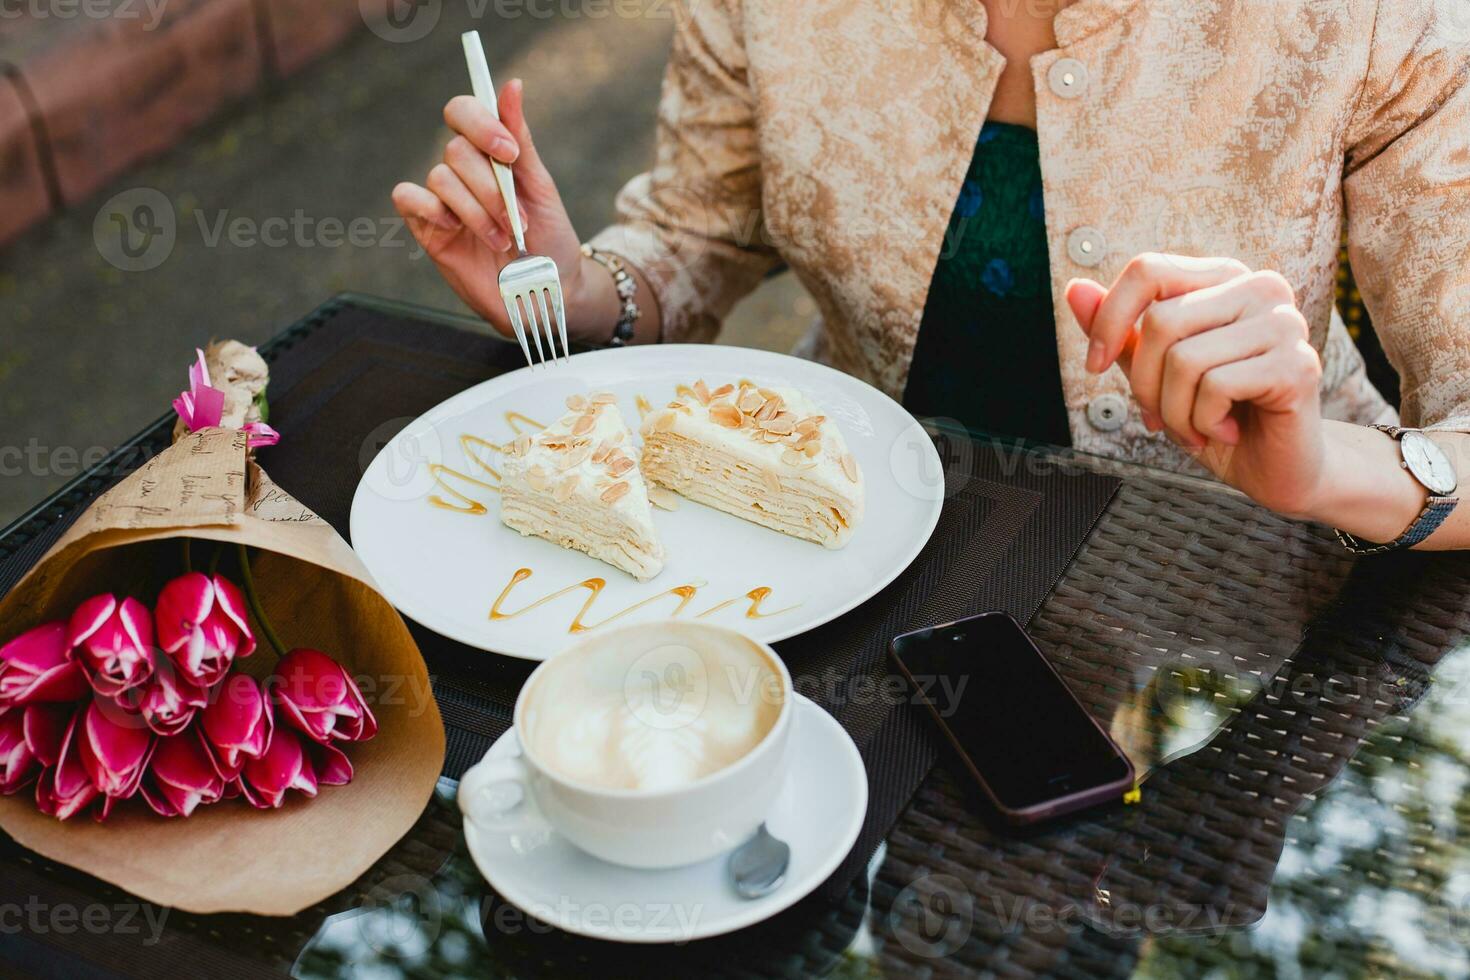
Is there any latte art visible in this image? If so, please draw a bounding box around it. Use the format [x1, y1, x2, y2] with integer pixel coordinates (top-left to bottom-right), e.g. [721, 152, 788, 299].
[523, 630, 785, 791]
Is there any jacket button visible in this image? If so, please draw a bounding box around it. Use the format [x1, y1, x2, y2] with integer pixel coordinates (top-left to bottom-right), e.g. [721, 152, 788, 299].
[1068, 226, 1107, 267]
[1048, 58, 1089, 99]
[1086, 393, 1128, 432]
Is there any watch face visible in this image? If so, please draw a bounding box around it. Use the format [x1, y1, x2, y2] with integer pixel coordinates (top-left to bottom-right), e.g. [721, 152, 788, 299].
[1401, 431, 1458, 496]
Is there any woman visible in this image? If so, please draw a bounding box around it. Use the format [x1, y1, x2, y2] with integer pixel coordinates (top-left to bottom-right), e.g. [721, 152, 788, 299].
[393, 0, 1470, 552]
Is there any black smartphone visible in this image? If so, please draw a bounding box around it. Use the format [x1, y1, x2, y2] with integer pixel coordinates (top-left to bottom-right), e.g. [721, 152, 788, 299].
[889, 612, 1135, 825]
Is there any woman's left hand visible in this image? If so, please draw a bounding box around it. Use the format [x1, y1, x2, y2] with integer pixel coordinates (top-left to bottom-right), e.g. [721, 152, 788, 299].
[1065, 254, 1328, 517]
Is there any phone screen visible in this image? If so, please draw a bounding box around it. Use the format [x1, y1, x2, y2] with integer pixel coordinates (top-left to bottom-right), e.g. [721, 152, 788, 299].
[891, 613, 1132, 814]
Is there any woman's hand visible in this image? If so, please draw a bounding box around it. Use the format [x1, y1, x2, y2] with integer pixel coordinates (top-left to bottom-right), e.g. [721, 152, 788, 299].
[392, 80, 589, 339]
[1065, 254, 1328, 517]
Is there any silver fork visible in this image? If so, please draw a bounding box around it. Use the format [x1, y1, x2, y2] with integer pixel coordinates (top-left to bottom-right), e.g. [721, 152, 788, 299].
[462, 31, 569, 368]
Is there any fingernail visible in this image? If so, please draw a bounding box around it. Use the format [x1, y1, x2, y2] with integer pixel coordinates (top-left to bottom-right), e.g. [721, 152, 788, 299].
[1087, 339, 1106, 373]
[493, 138, 518, 162]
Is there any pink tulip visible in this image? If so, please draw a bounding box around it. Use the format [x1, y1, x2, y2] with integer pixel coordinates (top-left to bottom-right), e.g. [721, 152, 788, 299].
[131, 653, 208, 737]
[0, 622, 88, 707]
[237, 728, 317, 808]
[140, 730, 225, 818]
[36, 712, 102, 820]
[309, 739, 353, 787]
[201, 674, 273, 775]
[154, 573, 255, 688]
[271, 649, 377, 744]
[68, 595, 156, 697]
[0, 704, 70, 794]
[78, 699, 154, 799]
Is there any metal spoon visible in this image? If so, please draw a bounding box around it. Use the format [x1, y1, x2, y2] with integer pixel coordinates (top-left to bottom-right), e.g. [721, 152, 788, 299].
[728, 823, 790, 900]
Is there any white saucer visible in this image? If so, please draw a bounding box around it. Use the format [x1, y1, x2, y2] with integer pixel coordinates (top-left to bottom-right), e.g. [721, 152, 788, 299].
[458, 694, 868, 943]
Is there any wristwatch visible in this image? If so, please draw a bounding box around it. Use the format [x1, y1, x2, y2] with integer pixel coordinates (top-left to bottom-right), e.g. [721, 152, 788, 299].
[1335, 424, 1459, 554]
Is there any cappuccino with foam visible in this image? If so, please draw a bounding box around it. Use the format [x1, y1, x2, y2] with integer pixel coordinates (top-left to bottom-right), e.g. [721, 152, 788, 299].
[522, 628, 785, 792]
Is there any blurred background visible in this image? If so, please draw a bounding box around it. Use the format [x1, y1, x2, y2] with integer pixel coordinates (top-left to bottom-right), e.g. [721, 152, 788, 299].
[0, 0, 813, 527]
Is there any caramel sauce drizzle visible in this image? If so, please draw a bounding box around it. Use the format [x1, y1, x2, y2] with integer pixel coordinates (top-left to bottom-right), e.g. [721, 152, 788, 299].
[427, 417, 544, 515]
[696, 586, 801, 621]
[490, 568, 798, 634]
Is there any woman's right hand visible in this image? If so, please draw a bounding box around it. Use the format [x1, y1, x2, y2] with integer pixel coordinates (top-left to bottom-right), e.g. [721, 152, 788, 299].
[392, 80, 589, 339]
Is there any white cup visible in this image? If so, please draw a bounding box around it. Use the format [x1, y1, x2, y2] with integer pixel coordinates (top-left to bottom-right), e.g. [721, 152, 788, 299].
[458, 621, 793, 869]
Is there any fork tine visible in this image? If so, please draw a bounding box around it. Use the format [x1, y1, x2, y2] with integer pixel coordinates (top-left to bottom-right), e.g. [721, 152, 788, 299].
[550, 286, 570, 361]
[504, 297, 535, 368]
[534, 290, 558, 365]
[522, 293, 548, 366]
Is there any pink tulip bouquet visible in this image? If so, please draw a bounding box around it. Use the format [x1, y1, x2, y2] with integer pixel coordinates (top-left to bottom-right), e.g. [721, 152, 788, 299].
[0, 344, 375, 821]
[0, 567, 377, 821]
[0, 340, 442, 916]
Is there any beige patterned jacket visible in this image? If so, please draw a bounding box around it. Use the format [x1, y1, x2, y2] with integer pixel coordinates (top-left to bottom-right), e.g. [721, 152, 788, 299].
[589, 0, 1470, 470]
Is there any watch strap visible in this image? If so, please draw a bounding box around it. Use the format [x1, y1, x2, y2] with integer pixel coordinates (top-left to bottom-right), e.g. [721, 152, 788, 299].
[1335, 497, 1458, 554]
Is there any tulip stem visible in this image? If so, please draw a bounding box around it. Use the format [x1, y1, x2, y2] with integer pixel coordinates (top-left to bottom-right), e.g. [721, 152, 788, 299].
[236, 544, 287, 659]
[182, 537, 193, 574]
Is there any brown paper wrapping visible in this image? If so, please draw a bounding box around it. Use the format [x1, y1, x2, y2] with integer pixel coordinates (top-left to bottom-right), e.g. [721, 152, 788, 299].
[0, 428, 446, 916]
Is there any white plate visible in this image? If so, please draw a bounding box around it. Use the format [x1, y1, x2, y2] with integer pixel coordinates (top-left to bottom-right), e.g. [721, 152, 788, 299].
[350, 345, 944, 660]
[458, 694, 868, 943]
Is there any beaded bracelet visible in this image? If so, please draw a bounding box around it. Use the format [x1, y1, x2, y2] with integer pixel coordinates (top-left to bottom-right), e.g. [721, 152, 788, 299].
[579, 244, 641, 347]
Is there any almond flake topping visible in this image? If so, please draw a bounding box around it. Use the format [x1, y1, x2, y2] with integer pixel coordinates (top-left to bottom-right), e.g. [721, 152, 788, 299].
[693, 379, 712, 405]
[571, 413, 596, 436]
[755, 398, 780, 422]
[762, 470, 781, 493]
[601, 481, 631, 504]
[710, 383, 735, 399]
[737, 390, 765, 415]
[525, 469, 550, 491]
[654, 411, 677, 432]
[762, 418, 795, 435]
[609, 456, 635, 477]
[592, 392, 618, 404]
[514, 434, 532, 455]
[591, 440, 612, 463]
[554, 474, 578, 501]
[565, 445, 592, 469]
[841, 453, 860, 482]
[710, 403, 743, 428]
[780, 449, 804, 466]
[610, 429, 626, 445]
[566, 394, 588, 412]
[803, 441, 822, 458]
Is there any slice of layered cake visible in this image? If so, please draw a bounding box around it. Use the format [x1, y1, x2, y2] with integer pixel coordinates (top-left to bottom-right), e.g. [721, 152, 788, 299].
[639, 380, 865, 548]
[499, 394, 666, 580]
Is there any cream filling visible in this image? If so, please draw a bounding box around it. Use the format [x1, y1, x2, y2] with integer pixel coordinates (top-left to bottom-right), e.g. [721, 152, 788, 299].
[500, 487, 665, 581]
[642, 433, 856, 548]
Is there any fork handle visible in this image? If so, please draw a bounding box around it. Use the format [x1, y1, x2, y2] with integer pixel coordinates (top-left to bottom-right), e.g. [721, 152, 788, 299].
[462, 32, 527, 253]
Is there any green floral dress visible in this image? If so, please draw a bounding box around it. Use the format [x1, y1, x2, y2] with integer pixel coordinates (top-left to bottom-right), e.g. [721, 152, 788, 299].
[903, 122, 1072, 446]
